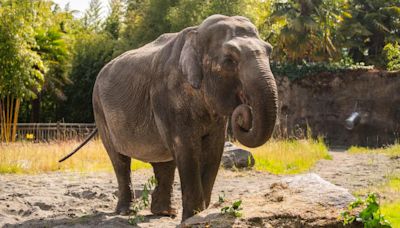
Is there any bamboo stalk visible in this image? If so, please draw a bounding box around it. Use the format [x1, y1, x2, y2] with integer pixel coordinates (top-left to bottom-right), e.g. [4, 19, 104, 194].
[12, 98, 20, 142]
[2, 97, 7, 142]
[5, 96, 10, 142]
[0, 99, 3, 142]
[9, 96, 14, 141]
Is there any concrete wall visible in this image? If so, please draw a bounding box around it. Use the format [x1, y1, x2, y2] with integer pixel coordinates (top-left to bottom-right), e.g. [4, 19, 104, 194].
[275, 70, 400, 147]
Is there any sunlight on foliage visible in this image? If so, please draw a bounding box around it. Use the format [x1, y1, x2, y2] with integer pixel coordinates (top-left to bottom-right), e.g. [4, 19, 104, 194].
[0, 140, 150, 174]
[239, 138, 330, 174]
[384, 42, 400, 71]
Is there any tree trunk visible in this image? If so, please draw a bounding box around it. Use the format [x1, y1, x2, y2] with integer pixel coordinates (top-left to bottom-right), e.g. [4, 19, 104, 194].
[30, 94, 41, 123]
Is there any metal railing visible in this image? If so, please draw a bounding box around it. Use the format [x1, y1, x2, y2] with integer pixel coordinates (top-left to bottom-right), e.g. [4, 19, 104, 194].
[16, 123, 96, 142]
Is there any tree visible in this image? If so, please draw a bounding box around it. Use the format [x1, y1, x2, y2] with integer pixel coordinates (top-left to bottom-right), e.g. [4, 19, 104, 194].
[83, 0, 104, 32]
[0, 0, 46, 142]
[105, 0, 124, 39]
[270, 0, 345, 63]
[167, 0, 262, 32]
[339, 0, 400, 66]
[29, 1, 72, 123]
[58, 33, 116, 122]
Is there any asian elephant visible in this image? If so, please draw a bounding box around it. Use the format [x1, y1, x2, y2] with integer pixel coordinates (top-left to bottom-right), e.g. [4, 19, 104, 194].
[92, 14, 278, 221]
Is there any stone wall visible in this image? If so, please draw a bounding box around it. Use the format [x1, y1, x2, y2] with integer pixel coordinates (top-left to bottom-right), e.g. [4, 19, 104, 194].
[275, 69, 400, 147]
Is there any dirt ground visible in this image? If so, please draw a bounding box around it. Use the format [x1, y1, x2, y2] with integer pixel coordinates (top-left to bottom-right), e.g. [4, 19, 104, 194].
[1, 151, 399, 228]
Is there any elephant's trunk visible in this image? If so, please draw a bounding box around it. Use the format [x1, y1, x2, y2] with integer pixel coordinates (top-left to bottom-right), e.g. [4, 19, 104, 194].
[231, 58, 278, 148]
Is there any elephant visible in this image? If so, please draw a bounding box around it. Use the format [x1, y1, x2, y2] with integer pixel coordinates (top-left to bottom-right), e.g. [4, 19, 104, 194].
[91, 14, 278, 221]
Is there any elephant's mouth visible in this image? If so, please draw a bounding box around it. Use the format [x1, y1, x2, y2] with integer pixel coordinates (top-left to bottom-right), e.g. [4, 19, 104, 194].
[233, 90, 253, 131]
[232, 104, 253, 132]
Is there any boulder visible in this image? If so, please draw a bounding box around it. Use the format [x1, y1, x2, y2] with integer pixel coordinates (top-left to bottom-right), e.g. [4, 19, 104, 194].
[221, 142, 255, 169]
[183, 173, 360, 228]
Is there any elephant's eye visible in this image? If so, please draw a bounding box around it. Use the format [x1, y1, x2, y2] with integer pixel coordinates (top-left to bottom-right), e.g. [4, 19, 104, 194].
[222, 56, 237, 71]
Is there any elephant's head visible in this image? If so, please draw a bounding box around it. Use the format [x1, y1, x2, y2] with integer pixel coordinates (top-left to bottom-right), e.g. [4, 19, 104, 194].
[179, 15, 278, 148]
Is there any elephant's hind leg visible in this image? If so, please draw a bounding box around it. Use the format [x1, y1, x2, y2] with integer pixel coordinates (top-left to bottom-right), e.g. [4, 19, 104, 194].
[150, 160, 177, 217]
[108, 150, 132, 215]
[94, 105, 133, 215]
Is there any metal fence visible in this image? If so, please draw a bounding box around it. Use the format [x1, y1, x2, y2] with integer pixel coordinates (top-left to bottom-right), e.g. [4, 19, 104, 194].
[16, 123, 96, 142]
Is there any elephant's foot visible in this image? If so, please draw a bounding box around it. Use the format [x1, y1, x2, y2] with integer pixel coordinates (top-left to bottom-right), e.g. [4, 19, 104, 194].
[151, 206, 177, 217]
[150, 190, 176, 217]
[116, 201, 131, 215]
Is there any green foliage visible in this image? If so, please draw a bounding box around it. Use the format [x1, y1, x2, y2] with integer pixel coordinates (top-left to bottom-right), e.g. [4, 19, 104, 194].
[128, 176, 157, 225]
[221, 200, 243, 218]
[341, 193, 392, 227]
[270, 0, 346, 62]
[167, 0, 263, 32]
[383, 42, 400, 71]
[59, 33, 116, 122]
[338, 0, 400, 66]
[5, 0, 399, 123]
[0, 0, 46, 99]
[271, 60, 373, 80]
[83, 0, 104, 32]
[104, 0, 124, 39]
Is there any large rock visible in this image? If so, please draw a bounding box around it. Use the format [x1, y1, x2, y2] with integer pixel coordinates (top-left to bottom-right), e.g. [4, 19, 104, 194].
[221, 142, 255, 169]
[183, 173, 360, 228]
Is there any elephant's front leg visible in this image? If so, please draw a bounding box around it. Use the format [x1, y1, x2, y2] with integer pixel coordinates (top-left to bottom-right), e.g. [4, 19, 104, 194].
[201, 126, 225, 207]
[174, 139, 206, 221]
[150, 160, 177, 217]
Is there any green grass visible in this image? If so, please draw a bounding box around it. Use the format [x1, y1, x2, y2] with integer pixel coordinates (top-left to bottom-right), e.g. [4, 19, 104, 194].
[381, 200, 400, 228]
[239, 138, 331, 174]
[0, 140, 150, 174]
[348, 143, 400, 158]
[0, 138, 330, 175]
[381, 176, 400, 227]
[349, 143, 400, 226]
[354, 173, 400, 227]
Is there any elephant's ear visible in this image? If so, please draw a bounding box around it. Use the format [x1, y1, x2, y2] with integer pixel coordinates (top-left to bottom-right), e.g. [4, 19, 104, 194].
[179, 30, 202, 89]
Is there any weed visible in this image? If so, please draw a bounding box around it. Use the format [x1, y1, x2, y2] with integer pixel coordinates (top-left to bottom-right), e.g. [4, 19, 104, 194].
[341, 193, 392, 227]
[128, 176, 157, 225]
[221, 200, 243, 218]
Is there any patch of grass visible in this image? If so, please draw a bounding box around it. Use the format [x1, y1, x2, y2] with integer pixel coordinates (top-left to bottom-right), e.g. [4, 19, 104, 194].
[382, 175, 400, 227]
[381, 201, 400, 228]
[0, 140, 150, 174]
[240, 138, 330, 174]
[348, 144, 400, 158]
[354, 173, 400, 227]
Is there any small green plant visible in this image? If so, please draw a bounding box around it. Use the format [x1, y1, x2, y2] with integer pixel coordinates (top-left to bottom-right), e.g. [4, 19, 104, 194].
[128, 176, 157, 225]
[221, 200, 243, 218]
[341, 193, 392, 228]
[218, 191, 226, 204]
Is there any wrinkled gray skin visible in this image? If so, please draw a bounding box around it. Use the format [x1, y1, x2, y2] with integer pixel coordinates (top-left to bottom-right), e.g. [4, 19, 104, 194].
[92, 14, 278, 222]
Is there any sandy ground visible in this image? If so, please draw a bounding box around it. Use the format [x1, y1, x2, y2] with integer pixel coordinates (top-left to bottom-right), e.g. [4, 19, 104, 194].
[1, 151, 399, 227]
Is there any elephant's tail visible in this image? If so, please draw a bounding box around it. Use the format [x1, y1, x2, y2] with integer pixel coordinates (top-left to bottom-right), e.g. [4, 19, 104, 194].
[58, 128, 98, 163]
